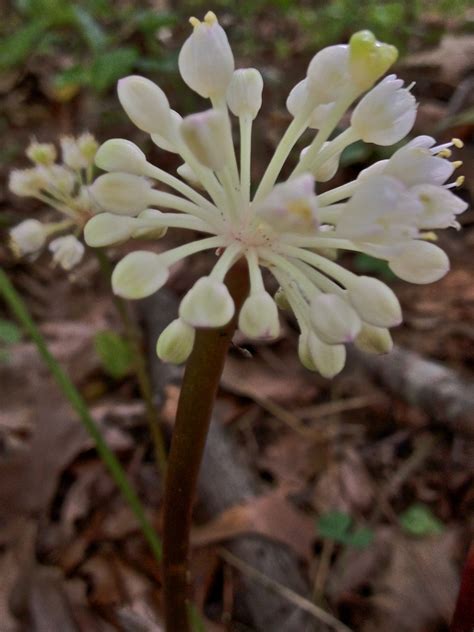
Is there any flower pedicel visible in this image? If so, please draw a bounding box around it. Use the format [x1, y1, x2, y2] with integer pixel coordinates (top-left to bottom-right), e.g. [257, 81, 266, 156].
[84, 12, 467, 377]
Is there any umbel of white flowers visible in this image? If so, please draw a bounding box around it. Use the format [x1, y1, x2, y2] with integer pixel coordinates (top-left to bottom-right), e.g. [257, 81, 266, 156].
[84, 12, 467, 377]
[8, 134, 100, 270]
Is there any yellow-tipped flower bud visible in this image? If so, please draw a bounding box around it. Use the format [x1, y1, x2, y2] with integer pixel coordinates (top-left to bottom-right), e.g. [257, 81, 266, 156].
[178, 12, 234, 99]
[349, 30, 398, 90]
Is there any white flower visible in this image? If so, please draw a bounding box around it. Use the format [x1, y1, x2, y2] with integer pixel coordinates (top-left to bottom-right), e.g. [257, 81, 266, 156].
[26, 141, 57, 166]
[49, 235, 85, 270]
[60, 136, 89, 170]
[83, 17, 467, 376]
[351, 75, 417, 145]
[9, 134, 99, 270]
[255, 174, 318, 234]
[178, 11, 234, 100]
[10, 219, 47, 255]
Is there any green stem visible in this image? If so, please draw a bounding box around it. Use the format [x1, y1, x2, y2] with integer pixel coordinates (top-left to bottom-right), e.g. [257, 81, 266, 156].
[95, 250, 168, 476]
[0, 267, 162, 564]
[162, 261, 249, 632]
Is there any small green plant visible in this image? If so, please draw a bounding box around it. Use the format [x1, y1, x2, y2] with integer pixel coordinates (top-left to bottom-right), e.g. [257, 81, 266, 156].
[317, 511, 374, 549]
[399, 503, 445, 536]
[94, 329, 133, 379]
[0, 318, 22, 362]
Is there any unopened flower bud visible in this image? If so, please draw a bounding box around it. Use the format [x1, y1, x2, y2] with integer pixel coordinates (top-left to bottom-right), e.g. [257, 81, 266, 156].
[117, 75, 171, 135]
[180, 109, 228, 171]
[178, 11, 234, 99]
[60, 136, 89, 170]
[47, 165, 76, 196]
[156, 318, 195, 364]
[26, 141, 57, 165]
[84, 213, 136, 247]
[177, 162, 203, 188]
[307, 45, 350, 105]
[347, 276, 402, 327]
[351, 75, 416, 146]
[301, 143, 340, 182]
[298, 331, 317, 371]
[132, 209, 168, 240]
[310, 293, 361, 344]
[349, 30, 398, 90]
[112, 251, 169, 299]
[77, 133, 99, 163]
[307, 331, 346, 378]
[287, 79, 335, 129]
[388, 241, 449, 284]
[179, 276, 234, 327]
[10, 219, 47, 255]
[9, 168, 49, 197]
[89, 173, 152, 215]
[238, 292, 280, 340]
[227, 68, 263, 119]
[256, 174, 318, 234]
[151, 110, 182, 153]
[49, 235, 85, 270]
[95, 139, 147, 175]
[274, 287, 291, 311]
[354, 322, 393, 354]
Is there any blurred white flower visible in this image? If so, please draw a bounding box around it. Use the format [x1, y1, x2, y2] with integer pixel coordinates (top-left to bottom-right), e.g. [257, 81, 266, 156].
[83, 13, 467, 377]
[8, 134, 99, 270]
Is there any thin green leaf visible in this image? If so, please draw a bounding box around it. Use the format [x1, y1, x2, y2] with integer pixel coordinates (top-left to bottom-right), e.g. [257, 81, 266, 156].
[71, 5, 108, 52]
[90, 47, 139, 92]
[0, 19, 49, 69]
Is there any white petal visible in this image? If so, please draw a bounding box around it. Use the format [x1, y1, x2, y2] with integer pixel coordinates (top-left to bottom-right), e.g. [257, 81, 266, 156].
[411, 183, 468, 229]
[384, 146, 454, 186]
[180, 109, 228, 171]
[49, 235, 84, 270]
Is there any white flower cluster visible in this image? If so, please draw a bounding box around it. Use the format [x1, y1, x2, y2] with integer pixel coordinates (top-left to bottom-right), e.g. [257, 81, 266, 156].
[8, 134, 99, 270]
[84, 12, 467, 376]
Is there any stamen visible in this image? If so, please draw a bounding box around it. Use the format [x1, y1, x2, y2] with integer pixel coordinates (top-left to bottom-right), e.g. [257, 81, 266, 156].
[189, 17, 200, 27]
[437, 148, 452, 158]
[452, 160, 463, 169]
[452, 138, 464, 149]
[204, 11, 218, 25]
